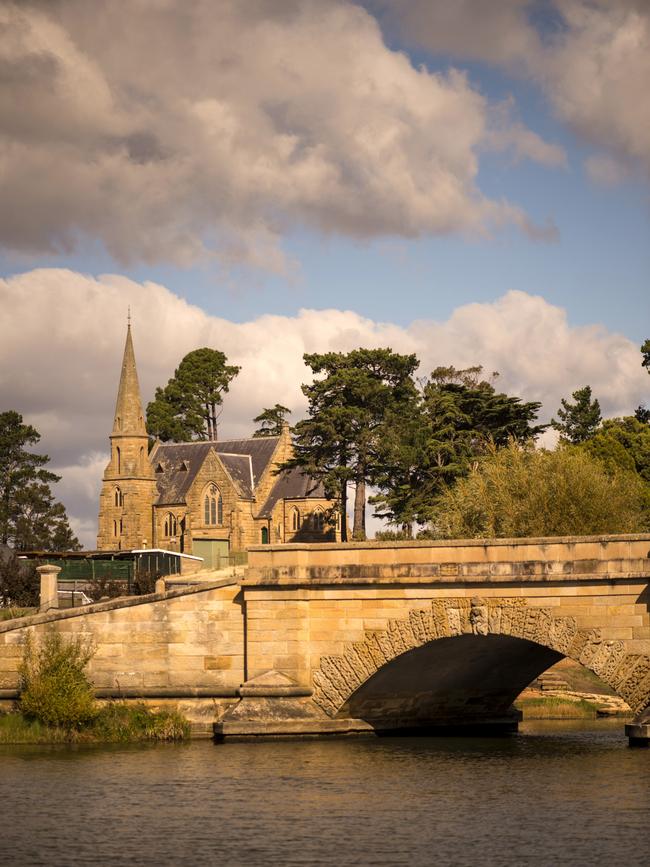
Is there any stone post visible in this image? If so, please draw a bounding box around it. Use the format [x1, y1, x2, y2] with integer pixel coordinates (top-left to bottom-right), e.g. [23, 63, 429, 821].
[155, 577, 166, 595]
[37, 565, 61, 611]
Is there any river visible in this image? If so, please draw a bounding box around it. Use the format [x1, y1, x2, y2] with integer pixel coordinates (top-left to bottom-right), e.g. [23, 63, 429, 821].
[1, 720, 648, 867]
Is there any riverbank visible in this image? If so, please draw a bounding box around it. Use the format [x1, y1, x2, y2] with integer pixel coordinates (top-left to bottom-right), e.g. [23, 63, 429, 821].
[515, 688, 631, 720]
[0, 702, 190, 744]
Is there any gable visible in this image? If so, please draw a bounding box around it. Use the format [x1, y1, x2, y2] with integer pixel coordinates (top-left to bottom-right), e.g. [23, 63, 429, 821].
[151, 437, 280, 504]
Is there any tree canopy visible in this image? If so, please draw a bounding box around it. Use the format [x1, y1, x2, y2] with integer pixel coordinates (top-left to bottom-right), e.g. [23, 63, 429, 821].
[580, 416, 650, 484]
[253, 404, 291, 438]
[433, 441, 648, 539]
[146, 348, 240, 442]
[0, 411, 80, 551]
[285, 348, 419, 540]
[552, 385, 602, 443]
[642, 338, 650, 372]
[370, 366, 546, 531]
[637, 338, 650, 423]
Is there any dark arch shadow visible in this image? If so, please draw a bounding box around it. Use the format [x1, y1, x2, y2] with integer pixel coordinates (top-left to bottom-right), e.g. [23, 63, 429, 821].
[340, 634, 562, 733]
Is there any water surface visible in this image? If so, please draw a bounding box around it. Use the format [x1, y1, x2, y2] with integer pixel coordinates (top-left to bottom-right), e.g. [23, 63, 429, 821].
[1, 720, 648, 866]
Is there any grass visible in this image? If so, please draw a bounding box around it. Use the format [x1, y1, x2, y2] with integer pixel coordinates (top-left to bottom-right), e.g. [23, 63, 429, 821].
[515, 695, 599, 719]
[0, 607, 36, 622]
[0, 702, 190, 744]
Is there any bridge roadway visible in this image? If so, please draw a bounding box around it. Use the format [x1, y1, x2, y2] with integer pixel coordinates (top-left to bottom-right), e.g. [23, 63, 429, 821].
[1, 535, 649, 744]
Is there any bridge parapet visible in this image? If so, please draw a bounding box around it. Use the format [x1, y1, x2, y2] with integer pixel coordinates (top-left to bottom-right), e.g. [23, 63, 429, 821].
[245, 534, 650, 585]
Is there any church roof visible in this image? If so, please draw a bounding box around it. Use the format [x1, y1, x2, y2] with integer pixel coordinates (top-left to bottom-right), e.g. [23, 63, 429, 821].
[259, 467, 327, 518]
[151, 436, 280, 505]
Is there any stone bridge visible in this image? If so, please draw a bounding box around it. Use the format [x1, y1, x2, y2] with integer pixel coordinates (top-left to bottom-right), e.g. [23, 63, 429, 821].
[1, 534, 649, 744]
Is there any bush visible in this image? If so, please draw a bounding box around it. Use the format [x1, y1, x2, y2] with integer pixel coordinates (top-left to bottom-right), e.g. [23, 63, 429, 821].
[19, 630, 97, 729]
[0, 702, 190, 744]
[132, 568, 159, 596]
[86, 573, 126, 601]
[0, 607, 36, 622]
[433, 441, 649, 539]
[0, 551, 39, 608]
[91, 702, 190, 741]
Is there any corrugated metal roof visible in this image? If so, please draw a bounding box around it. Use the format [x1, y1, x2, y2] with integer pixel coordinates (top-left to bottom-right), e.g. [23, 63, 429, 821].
[151, 437, 279, 504]
[259, 467, 327, 517]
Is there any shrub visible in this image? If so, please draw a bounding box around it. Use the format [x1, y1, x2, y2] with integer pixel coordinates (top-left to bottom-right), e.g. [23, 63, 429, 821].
[0, 551, 39, 608]
[86, 573, 126, 601]
[91, 702, 190, 741]
[433, 441, 649, 539]
[19, 630, 97, 729]
[132, 568, 159, 596]
[0, 607, 36, 622]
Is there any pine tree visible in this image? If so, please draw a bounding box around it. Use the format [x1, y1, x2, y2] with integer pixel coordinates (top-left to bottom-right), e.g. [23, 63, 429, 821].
[146, 348, 240, 441]
[636, 339, 650, 424]
[0, 411, 80, 551]
[284, 349, 419, 541]
[252, 404, 291, 437]
[552, 385, 602, 444]
[371, 366, 546, 529]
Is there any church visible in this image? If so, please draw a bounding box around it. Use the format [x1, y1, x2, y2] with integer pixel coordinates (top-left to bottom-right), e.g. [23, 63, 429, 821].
[96, 324, 339, 565]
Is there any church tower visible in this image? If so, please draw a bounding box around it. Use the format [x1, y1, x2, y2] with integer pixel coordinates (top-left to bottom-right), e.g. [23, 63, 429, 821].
[97, 321, 156, 550]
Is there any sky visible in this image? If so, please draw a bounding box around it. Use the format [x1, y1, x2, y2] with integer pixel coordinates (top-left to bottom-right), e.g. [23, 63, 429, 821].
[0, 0, 648, 547]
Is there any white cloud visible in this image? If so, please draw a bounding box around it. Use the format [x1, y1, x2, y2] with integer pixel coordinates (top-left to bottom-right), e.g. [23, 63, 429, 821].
[1, 268, 647, 546]
[540, 0, 650, 173]
[0, 0, 561, 271]
[377, 0, 650, 178]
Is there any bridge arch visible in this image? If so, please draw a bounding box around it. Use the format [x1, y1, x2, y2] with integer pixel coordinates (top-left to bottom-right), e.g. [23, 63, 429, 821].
[312, 597, 650, 724]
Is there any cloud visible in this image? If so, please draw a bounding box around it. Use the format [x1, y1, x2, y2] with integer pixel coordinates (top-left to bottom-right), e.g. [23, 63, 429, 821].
[539, 1, 650, 173]
[376, 0, 650, 178]
[1, 268, 647, 546]
[0, 0, 560, 270]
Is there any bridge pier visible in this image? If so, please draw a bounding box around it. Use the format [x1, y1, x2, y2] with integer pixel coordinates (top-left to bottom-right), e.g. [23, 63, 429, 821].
[213, 670, 376, 739]
[625, 709, 650, 747]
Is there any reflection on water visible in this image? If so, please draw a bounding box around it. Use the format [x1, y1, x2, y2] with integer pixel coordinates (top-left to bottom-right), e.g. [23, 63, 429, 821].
[1, 720, 648, 867]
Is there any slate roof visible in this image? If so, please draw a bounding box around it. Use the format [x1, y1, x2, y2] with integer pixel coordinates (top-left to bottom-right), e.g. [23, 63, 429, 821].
[151, 437, 280, 505]
[259, 467, 327, 518]
[218, 453, 254, 498]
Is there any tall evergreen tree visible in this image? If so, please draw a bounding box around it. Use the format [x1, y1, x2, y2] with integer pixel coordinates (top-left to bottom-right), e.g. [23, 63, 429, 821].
[146, 348, 240, 441]
[552, 385, 602, 444]
[581, 416, 650, 484]
[636, 339, 650, 424]
[371, 367, 546, 531]
[285, 348, 419, 540]
[252, 404, 291, 438]
[641, 339, 650, 372]
[0, 411, 80, 551]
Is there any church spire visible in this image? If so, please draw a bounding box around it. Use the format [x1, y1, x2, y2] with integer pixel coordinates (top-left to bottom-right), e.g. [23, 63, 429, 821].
[112, 320, 147, 436]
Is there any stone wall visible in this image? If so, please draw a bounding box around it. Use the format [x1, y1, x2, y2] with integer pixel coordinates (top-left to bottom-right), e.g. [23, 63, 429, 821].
[0, 580, 245, 696]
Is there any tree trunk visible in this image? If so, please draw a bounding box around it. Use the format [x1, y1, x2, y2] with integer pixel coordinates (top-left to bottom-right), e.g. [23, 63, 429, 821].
[210, 402, 218, 441]
[353, 473, 366, 540]
[340, 479, 348, 542]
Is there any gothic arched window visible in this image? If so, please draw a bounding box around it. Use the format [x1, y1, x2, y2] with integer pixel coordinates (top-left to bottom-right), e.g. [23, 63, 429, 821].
[204, 484, 222, 526]
[291, 508, 300, 532]
[114, 487, 123, 507]
[313, 509, 325, 531]
[164, 513, 177, 538]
